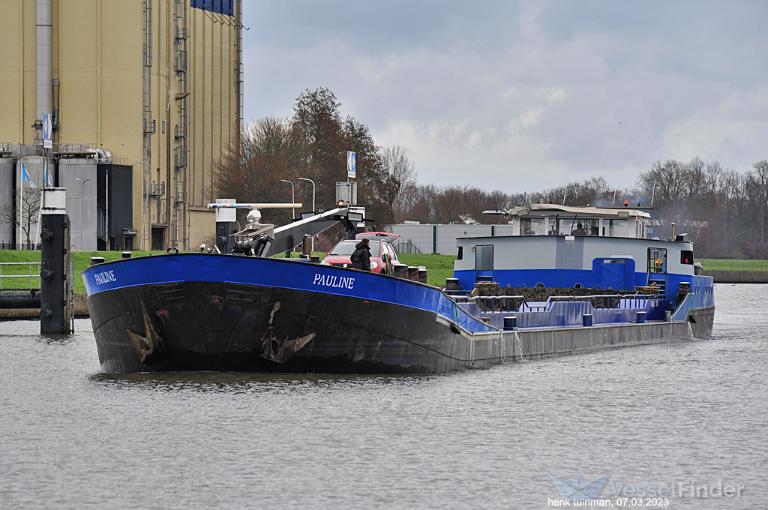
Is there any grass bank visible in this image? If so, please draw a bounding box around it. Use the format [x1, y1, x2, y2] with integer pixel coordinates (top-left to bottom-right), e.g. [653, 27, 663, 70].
[398, 253, 456, 287]
[700, 258, 768, 272]
[0, 251, 162, 295]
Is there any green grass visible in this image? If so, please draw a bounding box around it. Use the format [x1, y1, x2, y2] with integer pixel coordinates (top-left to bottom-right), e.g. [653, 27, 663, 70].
[272, 251, 328, 259]
[0, 250, 162, 295]
[700, 258, 768, 272]
[398, 253, 456, 287]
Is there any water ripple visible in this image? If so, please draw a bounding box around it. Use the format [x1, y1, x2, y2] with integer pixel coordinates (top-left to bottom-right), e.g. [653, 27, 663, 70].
[0, 284, 766, 509]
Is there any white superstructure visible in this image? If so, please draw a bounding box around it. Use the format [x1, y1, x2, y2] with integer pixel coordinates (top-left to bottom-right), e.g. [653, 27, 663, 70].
[487, 204, 652, 239]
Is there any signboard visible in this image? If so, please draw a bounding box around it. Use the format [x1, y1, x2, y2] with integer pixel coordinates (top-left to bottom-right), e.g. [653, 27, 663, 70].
[347, 151, 356, 179]
[215, 198, 237, 222]
[42, 113, 53, 149]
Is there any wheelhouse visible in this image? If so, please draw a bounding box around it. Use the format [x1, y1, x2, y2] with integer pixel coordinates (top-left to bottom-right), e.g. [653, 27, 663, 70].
[454, 204, 705, 300]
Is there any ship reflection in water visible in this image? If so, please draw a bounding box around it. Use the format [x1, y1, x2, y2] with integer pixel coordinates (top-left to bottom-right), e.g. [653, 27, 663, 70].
[0, 284, 764, 509]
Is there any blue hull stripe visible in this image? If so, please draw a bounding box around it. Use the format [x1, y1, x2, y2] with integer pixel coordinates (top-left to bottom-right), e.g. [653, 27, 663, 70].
[83, 254, 497, 334]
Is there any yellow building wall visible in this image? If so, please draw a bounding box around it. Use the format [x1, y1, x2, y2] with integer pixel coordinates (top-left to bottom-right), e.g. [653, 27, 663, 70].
[188, 5, 239, 206]
[0, 0, 239, 251]
[0, 0, 36, 145]
[55, 0, 144, 248]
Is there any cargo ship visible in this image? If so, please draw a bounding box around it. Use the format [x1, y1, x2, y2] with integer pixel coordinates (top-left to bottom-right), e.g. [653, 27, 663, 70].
[83, 203, 714, 373]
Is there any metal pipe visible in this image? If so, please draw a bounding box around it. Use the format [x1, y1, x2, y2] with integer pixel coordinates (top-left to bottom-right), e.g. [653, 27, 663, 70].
[142, 0, 153, 250]
[174, 0, 189, 250]
[207, 202, 302, 209]
[104, 169, 109, 249]
[76, 177, 92, 250]
[236, 0, 244, 131]
[280, 180, 295, 219]
[298, 177, 316, 212]
[35, 0, 52, 144]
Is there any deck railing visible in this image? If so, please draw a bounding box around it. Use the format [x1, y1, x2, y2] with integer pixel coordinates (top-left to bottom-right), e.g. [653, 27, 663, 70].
[467, 292, 666, 314]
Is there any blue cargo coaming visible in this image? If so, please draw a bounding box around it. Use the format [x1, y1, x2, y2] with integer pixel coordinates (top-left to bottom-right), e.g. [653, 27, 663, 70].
[454, 268, 714, 305]
[82, 254, 497, 334]
[190, 0, 233, 16]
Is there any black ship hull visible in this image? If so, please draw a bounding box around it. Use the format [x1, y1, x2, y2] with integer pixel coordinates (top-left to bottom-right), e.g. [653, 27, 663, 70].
[88, 281, 489, 374]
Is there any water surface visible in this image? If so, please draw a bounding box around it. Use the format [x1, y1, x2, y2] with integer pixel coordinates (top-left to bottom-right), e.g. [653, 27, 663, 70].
[1, 284, 765, 509]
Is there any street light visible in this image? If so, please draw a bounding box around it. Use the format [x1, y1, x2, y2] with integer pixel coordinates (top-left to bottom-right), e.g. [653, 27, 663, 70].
[280, 179, 295, 219]
[298, 177, 316, 212]
[75, 177, 92, 250]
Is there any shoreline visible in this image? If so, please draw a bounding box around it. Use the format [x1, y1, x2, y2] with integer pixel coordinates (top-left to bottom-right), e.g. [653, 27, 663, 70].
[703, 270, 768, 283]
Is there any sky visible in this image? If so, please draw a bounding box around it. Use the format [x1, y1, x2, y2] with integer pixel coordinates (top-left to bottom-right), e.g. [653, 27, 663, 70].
[240, 1, 768, 192]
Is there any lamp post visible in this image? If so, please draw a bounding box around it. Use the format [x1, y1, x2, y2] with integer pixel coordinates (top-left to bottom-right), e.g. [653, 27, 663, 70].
[280, 179, 295, 219]
[298, 177, 316, 213]
[75, 177, 92, 250]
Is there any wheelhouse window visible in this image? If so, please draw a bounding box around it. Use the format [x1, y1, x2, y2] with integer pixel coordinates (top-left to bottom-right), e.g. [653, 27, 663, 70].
[680, 250, 694, 265]
[521, 218, 545, 235]
[551, 217, 599, 236]
[608, 219, 628, 237]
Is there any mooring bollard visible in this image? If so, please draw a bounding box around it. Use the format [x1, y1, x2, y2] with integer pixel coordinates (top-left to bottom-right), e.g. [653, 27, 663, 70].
[418, 267, 428, 284]
[40, 188, 72, 335]
[407, 266, 419, 281]
[503, 316, 517, 330]
[445, 277, 460, 291]
[393, 263, 408, 278]
[309, 255, 320, 263]
[302, 234, 314, 257]
[582, 313, 593, 327]
[90, 257, 106, 266]
[636, 311, 647, 323]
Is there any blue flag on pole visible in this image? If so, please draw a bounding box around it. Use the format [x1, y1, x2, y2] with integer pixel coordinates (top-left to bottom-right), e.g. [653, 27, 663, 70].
[43, 165, 52, 187]
[21, 162, 35, 187]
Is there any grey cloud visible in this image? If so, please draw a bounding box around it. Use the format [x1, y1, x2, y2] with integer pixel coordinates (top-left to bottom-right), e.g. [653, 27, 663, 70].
[242, 1, 768, 191]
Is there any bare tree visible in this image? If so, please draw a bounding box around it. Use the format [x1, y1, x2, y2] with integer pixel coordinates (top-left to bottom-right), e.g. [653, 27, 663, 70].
[0, 187, 41, 247]
[752, 160, 768, 242]
[216, 118, 304, 225]
[381, 145, 417, 223]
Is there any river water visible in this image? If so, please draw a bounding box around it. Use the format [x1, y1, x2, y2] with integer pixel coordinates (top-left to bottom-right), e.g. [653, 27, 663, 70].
[1, 284, 766, 509]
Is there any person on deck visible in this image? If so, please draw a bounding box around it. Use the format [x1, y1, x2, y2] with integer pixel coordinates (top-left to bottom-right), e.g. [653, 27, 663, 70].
[571, 223, 588, 236]
[350, 238, 372, 271]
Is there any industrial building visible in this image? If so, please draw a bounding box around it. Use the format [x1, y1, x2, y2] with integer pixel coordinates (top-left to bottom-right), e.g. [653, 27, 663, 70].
[0, 0, 242, 250]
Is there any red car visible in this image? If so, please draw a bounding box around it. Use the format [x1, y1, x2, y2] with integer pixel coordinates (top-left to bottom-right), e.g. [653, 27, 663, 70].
[322, 232, 400, 274]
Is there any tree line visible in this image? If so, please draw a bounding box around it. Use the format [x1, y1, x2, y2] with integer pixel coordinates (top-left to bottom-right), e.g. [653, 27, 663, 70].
[217, 88, 767, 259]
[216, 88, 416, 228]
[395, 159, 768, 258]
